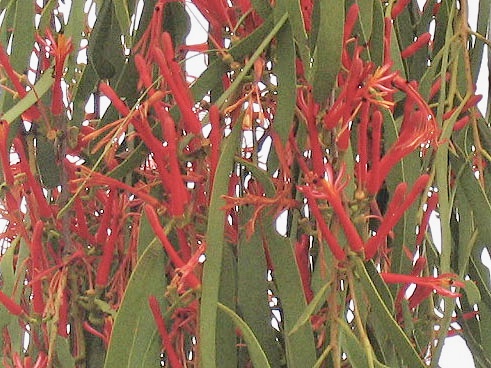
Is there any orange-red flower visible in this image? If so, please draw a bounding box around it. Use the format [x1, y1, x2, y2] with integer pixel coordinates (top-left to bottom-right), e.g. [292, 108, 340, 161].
[36, 29, 73, 115]
[381, 271, 464, 299]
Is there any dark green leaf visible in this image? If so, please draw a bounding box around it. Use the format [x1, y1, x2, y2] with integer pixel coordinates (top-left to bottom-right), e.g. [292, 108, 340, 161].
[218, 303, 272, 368]
[274, 20, 296, 142]
[311, 0, 344, 103]
[103, 241, 167, 368]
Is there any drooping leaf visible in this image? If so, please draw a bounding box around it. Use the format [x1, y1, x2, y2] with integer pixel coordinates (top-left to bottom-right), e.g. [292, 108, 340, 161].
[218, 303, 272, 368]
[103, 241, 167, 368]
[311, 0, 344, 103]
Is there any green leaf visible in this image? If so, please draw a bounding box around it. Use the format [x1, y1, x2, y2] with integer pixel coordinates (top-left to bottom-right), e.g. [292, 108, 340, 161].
[463, 280, 481, 305]
[274, 20, 296, 143]
[63, 0, 90, 85]
[218, 303, 272, 368]
[54, 336, 76, 368]
[369, 0, 384, 65]
[36, 135, 61, 189]
[264, 227, 317, 367]
[237, 205, 281, 367]
[250, 0, 272, 19]
[2, 71, 53, 124]
[338, 319, 370, 368]
[103, 241, 167, 368]
[0, 239, 18, 327]
[311, 0, 344, 103]
[275, 0, 309, 68]
[10, 1, 35, 76]
[88, 0, 117, 80]
[163, 1, 191, 48]
[199, 121, 241, 368]
[289, 281, 331, 335]
[356, 0, 374, 43]
[113, 0, 132, 44]
[137, 212, 158, 258]
[355, 258, 427, 368]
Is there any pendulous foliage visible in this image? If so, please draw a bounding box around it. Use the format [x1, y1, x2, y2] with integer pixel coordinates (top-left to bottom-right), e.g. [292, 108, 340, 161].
[0, 0, 489, 367]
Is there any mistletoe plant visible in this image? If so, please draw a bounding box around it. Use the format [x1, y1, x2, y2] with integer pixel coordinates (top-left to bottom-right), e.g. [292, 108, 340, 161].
[0, 0, 489, 367]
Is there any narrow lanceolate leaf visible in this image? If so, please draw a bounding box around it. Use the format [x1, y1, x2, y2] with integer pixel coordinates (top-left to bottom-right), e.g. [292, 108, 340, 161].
[238, 205, 281, 367]
[103, 241, 167, 368]
[355, 258, 427, 368]
[275, 0, 309, 67]
[112, 0, 132, 44]
[338, 319, 370, 368]
[250, 0, 272, 19]
[289, 281, 331, 335]
[311, 0, 344, 103]
[199, 122, 241, 368]
[274, 20, 296, 143]
[2, 71, 53, 124]
[264, 226, 317, 367]
[163, 1, 191, 47]
[36, 135, 61, 189]
[0, 240, 18, 326]
[356, 0, 374, 44]
[217, 303, 272, 368]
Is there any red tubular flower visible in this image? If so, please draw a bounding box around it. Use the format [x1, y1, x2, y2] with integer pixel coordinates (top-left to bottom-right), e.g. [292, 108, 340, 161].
[317, 167, 364, 253]
[13, 138, 51, 219]
[394, 256, 427, 306]
[356, 103, 370, 188]
[297, 88, 324, 176]
[366, 104, 438, 195]
[365, 174, 430, 260]
[295, 235, 314, 302]
[134, 54, 156, 93]
[83, 322, 109, 347]
[95, 216, 119, 288]
[343, 4, 359, 42]
[0, 46, 41, 121]
[94, 189, 116, 246]
[98, 82, 131, 116]
[300, 187, 346, 261]
[36, 29, 73, 115]
[57, 289, 70, 338]
[148, 295, 183, 368]
[391, 0, 411, 19]
[152, 33, 201, 136]
[428, 73, 451, 100]
[370, 109, 383, 178]
[416, 191, 438, 246]
[0, 290, 24, 316]
[381, 272, 464, 299]
[401, 32, 432, 58]
[191, 0, 233, 34]
[144, 205, 200, 289]
[383, 18, 393, 66]
[153, 104, 190, 217]
[453, 116, 471, 131]
[300, 0, 313, 32]
[0, 120, 14, 186]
